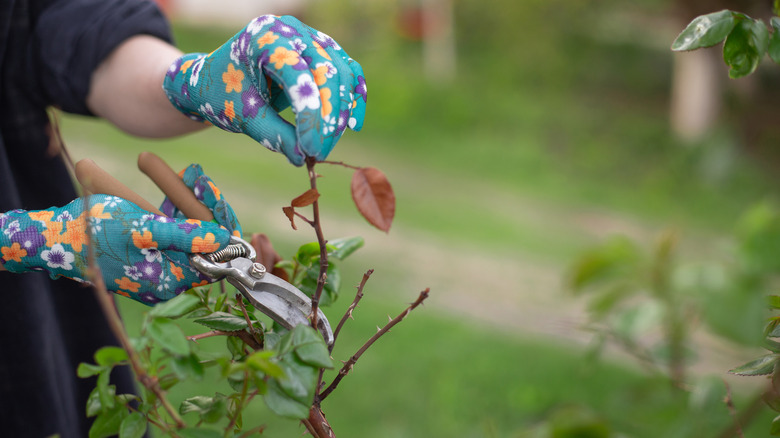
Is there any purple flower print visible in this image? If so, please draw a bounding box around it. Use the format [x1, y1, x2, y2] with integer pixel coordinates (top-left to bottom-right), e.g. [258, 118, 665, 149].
[138, 291, 162, 304]
[289, 38, 307, 53]
[356, 75, 367, 102]
[242, 86, 264, 118]
[11, 225, 45, 256]
[3, 219, 19, 237]
[41, 244, 74, 270]
[177, 221, 198, 234]
[336, 109, 350, 135]
[160, 198, 176, 217]
[0, 214, 6, 229]
[271, 21, 301, 38]
[167, 58, 182, 81]
[135, 260, 162, 283]
[231, 31, 253, 65]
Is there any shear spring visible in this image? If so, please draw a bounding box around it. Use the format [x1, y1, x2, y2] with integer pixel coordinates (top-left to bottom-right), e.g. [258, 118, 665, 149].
[206, 244, 249, 263]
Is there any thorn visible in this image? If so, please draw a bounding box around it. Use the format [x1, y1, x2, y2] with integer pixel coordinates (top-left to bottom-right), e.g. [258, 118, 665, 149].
[376, 326, 382, 332]
[387, 315, 393, 322]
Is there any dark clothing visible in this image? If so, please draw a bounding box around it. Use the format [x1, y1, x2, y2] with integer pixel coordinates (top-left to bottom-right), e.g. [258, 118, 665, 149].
[0, 0, 171, 436]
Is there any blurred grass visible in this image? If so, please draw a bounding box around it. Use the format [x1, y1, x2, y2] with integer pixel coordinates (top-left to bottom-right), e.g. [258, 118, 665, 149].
[57, 0, 780, 436]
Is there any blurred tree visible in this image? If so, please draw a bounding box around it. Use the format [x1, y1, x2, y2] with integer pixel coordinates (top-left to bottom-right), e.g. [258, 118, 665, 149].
[669, 0, 769, 143]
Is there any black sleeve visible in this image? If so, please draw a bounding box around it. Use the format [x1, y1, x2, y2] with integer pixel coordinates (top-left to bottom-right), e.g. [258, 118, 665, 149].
[33, 0, 173, 115]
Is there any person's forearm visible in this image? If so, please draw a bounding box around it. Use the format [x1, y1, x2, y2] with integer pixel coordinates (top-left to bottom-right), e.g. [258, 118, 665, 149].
[86, 35, 206, 138]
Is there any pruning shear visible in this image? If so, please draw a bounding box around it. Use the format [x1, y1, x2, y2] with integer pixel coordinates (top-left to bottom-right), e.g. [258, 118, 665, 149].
[74, 154, 334, 346]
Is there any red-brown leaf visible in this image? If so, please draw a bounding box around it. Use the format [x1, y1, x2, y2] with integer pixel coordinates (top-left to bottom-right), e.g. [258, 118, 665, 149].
[291, 188, 320, 208]
[351, 167, 395, 232]
[250, 233, 288, 281]
[282, 206, 297, 230]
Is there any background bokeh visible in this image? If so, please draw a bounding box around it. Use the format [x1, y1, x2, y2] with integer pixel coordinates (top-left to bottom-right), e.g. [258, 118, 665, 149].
[60, 0, 780, 436]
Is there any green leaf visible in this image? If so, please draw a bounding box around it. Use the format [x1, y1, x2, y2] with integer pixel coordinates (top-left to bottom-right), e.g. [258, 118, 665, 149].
[769, 295, 780, 310]
[671, 10, 737, 51]
[147, 317, 190, 357]
[771, 414, 780, 435]
[171, 353, 205, 381]
[768, 17, 780, 64]
[247, 350, 285, 378]
[77, 362, 104, 378]
[193, 311, 248, 331]
[723, 18, 769, 78]
[149, 293, 202, 319]
[180, 394, 227, 423]
[86, 385, 116, 417]
[729, 354, 779, 376]
[263, 379, 310, 419]
[328, 236, 364, 260]
[276, 356, 318, 405]
[177, 428, 223, 438]
[96, 371, 115, 412]
[89, 404, 128, 438]
[292, 325, 334, 369]
[118, 412, 146, 438]
[295, 241, 336, 266]
[567, 237, 641, 292]
[226, 335, 246, 360]
[94, 346, 128, 368]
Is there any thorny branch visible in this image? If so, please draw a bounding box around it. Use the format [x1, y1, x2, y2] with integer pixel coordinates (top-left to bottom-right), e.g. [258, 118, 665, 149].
[331, 269, 373, 352]
[319, 288, 431, 401]
[305, 157, 328, 339]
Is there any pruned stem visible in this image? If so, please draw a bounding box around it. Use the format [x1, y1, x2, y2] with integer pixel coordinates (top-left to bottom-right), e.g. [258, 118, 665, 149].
[319, 288, 430, 401]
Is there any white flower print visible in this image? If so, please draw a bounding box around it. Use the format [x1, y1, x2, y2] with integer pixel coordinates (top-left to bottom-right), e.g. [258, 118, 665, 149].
[247, 15, 275, 35]
[190, 57, 206, 87]
[3, 220, 20, 238]
[141, 248, 162, 263]
[289, 75, 321, 113]
[41, 244, 75, 270]
[124, 265, 142, 281]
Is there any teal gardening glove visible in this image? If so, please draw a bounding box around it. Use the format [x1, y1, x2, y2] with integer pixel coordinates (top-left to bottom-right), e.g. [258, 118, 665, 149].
[163, 15, 368, 166]
[0, 169, 241, 305]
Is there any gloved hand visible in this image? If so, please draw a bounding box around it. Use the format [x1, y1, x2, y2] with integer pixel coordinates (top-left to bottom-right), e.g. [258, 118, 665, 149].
[160, 164, 243, 238]
[163, 15, 368, 166]
[0, 195, 231, 305]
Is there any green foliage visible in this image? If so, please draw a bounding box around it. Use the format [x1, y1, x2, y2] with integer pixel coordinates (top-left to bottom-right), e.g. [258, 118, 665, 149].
[672, 9, 780, 78]
[78, 237, 360, 436]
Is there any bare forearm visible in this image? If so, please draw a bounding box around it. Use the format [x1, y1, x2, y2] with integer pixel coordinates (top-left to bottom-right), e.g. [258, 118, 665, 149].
[86, 35, 205, 138]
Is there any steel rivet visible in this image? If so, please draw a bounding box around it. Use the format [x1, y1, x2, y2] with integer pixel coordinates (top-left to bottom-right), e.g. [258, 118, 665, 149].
[249, 263, 267, 279]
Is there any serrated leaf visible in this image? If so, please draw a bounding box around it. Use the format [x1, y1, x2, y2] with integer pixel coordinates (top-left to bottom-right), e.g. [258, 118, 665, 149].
[180, 395, 227, 423]
[351, 167, 395, 232]
[328, 236, 364, 260]
[193, 311, 248, 331]
[291, 188, 320, 207]
[94, 346, 128, 368]
[86, 385, 116, 417]
[77, 362, 104, 378]
[177, 428, 223, 438]
[118, 412, 146, 438]
[150, 293, 202, 319]
[263, 379, 310, 419]
[147, 317, 190, 357]
[276, 357, 317, 405]
[292, 325, 334, 368]
[729, 354, 779, 376]
[724, 18, 768, 78]
[672, 10, 737, 51]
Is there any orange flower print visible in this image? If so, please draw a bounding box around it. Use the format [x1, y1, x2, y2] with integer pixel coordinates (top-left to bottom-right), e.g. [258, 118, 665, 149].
[320, 88, 332, 118]
[41, 220, 64, 247]
[222, 64, 244, 93]
[61, 216, 88, 252]
[311, 65, 329, 86]
[2, 243, 27, 263]
[115, 277, 141, 293]
[269, 47, 300, 70]
[28, 211, 54, 223]
[257, 31, 279, 48]
[89, 203, 112, 220]
[191, 279, 210, 288]
[207, 181, 222, 200]
[224, 100, 236, 122]
[170, 262, 185, 282]
[180, 59, 195, 74]
[312, 41, 331, 60]
[191, 233, 220, 253]
[132, 230, 158, 249]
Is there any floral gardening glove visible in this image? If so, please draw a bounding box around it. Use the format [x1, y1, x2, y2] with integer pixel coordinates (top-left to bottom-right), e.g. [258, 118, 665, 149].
[163, 15, 368, 166]
[0, 195, 231, 305]
[160, 164, 242, 237]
